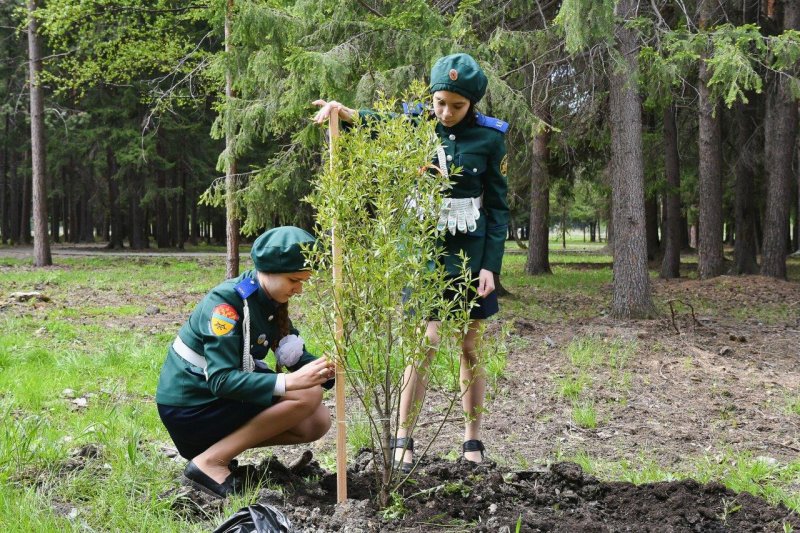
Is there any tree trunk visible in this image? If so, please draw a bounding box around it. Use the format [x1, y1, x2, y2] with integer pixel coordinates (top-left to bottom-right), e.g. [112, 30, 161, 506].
[660, 104, 682, 278]
[175, 168, 186, 249]
[9, 149, 19, 244]
[761, 1, 799, 278]
[733, 99, 760, 274]
[129, 174, 145, 249]
[224, 0, 240, 278]
[155, 141, 170, 248]
[525, 107, 552, 275]
[27, 0, 51, 265]
[20, 151, 32, 244]
[697, 22, 724, 278]
[608, 0, 654, 318]
[80, 169, 93, 242]
[50, 194, 59, 243]
[189, 178, 199, 246]
[645, 196, 660, 260]
[0, 114, 7, 244]
[108, 148, 123, 248]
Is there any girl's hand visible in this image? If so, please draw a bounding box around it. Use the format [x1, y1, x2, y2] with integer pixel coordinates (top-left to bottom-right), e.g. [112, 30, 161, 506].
[477, 269, 495, 297]
[312, 99, 355, 124]
[284, 357, 335, 391]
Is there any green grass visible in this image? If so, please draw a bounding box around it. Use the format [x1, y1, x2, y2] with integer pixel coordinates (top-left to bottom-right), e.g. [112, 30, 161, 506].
[556, 374, 590, 400]
[570, 401, 598, 429]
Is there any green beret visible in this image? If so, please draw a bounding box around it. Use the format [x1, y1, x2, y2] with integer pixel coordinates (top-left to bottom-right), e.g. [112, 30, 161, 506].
[251, 226, 316, 273]
[429, 53, 488, 103]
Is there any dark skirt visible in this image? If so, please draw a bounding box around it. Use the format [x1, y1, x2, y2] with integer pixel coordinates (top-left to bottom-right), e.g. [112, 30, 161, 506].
[157, 397, 274, 460]
[403, 274, 499, 321]
[441, 274, 499, 320]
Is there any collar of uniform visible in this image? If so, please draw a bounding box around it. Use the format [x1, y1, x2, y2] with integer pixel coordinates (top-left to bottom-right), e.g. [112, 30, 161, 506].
[245, 270, 281, 313]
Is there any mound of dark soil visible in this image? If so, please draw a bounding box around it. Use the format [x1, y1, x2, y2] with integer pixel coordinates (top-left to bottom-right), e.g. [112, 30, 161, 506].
[169, 452, 799, 532]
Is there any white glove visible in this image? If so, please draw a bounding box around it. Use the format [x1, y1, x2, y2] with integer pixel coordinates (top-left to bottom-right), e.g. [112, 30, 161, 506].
[445, 198, 480, 235]
[275, 334, 304, 367]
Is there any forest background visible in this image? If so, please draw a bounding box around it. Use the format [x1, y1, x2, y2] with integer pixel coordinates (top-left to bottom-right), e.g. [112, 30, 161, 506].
[1, 0, 799, 309]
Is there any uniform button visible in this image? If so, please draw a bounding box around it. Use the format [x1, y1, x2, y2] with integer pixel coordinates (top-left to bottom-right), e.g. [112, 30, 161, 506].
[448, 134, 456, 140]
[446, 154, 453, 162]
[473, 168, 478, 173]
[268, 315, 274, 321]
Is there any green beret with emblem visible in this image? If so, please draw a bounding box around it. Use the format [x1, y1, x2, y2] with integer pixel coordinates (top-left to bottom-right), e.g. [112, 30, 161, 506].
[251, 226, 316, 273]
[429, 53, 488, 103]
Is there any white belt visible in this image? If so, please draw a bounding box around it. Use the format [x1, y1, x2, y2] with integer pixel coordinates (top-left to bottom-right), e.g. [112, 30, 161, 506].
[172, 336, 208, 379]
[454, 196, 482, 209]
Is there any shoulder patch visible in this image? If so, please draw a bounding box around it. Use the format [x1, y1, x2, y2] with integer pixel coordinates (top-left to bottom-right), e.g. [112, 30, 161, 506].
[234, 278, 259, 299]
[402, 101, 425, 116]
[210, 303, 239, 336]
[475, 113, 509, 134]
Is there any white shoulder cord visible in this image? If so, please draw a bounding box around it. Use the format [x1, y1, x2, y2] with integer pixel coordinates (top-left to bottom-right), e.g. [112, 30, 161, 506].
[436, 145, 449, 180]
[241, 299, 254, 373]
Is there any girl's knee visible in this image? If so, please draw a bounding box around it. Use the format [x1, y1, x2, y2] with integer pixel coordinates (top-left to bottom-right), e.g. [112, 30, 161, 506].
[461, 338, 477, 356]
[292, 386, 324, 415]
[310, 405, 332, 440]
[425, 330, 441, 350]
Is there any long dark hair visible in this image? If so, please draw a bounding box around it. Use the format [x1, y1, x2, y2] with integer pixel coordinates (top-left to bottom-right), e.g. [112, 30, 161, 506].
[271, 302, 291, 350]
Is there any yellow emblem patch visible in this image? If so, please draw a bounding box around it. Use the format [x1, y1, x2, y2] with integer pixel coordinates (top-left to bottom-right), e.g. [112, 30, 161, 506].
[500, 154, 508, 176]
[210, 303, 239, 336]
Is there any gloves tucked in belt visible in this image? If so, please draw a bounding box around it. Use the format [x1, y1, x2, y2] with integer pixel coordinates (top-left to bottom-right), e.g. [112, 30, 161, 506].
[275, 334, 304, 367]
[436, 198, 481, 235]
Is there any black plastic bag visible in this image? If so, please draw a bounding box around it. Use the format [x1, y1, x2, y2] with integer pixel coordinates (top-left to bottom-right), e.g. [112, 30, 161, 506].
[212, 503, 294, 533]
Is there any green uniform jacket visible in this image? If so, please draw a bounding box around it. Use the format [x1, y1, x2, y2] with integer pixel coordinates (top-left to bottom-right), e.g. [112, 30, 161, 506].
[358, 109, 509, 276]
[434, 118, 509, 276]
[155, 270, 325, 408]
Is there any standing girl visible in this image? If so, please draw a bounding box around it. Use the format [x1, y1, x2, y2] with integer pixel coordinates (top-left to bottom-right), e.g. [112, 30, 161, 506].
[313, 53, 509, 471]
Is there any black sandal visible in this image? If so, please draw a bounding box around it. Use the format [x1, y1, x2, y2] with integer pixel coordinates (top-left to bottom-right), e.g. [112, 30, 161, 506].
[462, 439, 486, 463]
[390, 437, 414, 474]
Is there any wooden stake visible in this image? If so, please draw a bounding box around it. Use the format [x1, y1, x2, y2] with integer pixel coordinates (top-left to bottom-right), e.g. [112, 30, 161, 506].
[328, 111, 348, 503]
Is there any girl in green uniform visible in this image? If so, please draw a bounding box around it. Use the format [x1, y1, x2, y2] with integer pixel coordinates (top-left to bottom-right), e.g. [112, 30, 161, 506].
[312, 53, 509, 472]
[156, 227, 335, 497]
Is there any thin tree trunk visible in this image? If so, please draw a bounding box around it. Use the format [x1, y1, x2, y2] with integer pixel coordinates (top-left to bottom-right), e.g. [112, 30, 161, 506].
[189, 177, 199, 246]
[661, 104, 682, 278]
[697, 16, 724, 279]
[27, 0, 51, 265]
[645, 196, 660, 260]
[108, 148, 123, 248]
[50, 194, 59, 243]
[224, 0, 240, 278]
[9, 149, 19, 244]
[608, 0, 654, 318]
[761, 2, 799, 278]
[733, 99, 759, 274]
[20, 151, 31, 244]
[0, 113, 7, 244]
[129, 173, 145, 249]
[525, 107, 551, 275]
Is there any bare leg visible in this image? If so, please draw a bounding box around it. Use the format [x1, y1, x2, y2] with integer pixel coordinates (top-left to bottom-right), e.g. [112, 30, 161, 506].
[461, 321, 486, 463]
[395, 320, 440, 464]
[192, 386, 330, 483]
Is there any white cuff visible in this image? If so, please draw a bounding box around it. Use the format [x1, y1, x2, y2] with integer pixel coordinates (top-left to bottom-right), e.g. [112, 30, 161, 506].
[273, 374, 286, 396]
